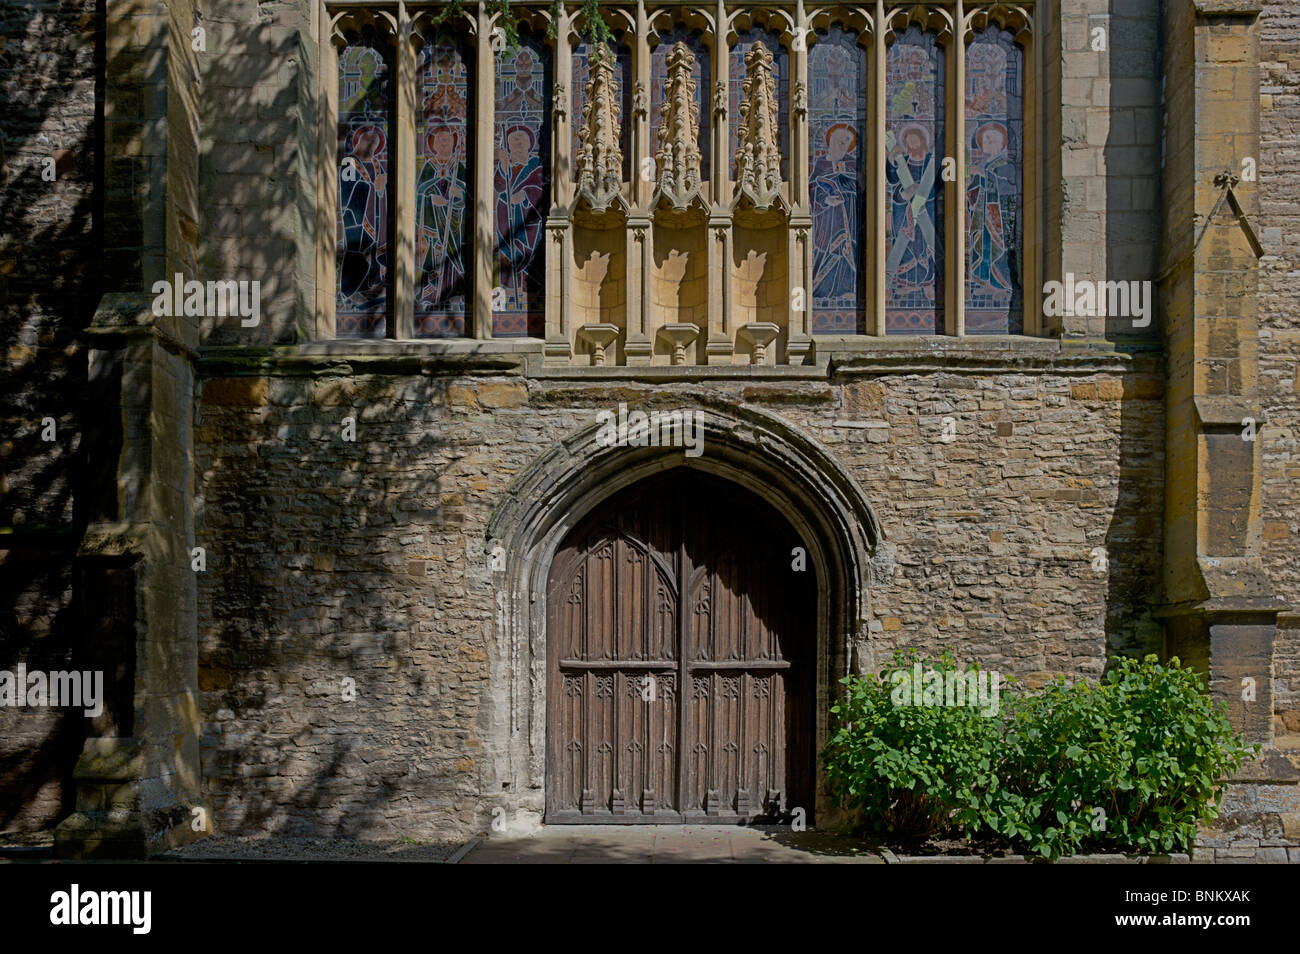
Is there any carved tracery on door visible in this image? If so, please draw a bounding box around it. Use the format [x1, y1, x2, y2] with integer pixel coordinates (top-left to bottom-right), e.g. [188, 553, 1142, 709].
[546, 469, 815, 823]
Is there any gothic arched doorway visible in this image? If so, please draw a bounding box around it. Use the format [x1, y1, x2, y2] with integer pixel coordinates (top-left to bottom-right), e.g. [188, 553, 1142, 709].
[545, 468, 816, 823]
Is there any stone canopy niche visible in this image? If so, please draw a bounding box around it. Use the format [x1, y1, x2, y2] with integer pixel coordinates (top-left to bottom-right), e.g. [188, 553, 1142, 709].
[548, 17, 807, 367]
[730, 40, 790, 365]
[576, 49, 625, 216]
[570, 42, 629, 367]
[735, 43, 785, 215]
[654, 42, 705, 213]
[649, 40, 709, 365]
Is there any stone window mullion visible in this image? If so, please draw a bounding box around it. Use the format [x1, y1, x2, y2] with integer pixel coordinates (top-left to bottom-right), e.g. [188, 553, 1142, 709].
[317, 6, 341, 340]
[871, 0, 886, 336]
[553, 6, 573, 208]
[547, 4, 574, 354]
[1023, 18, 1040, 337]
[789, 2, 810, 343]
[951, 0, 967, 337]
[473, 1, 495, 338]
[394, 0, 416, 340]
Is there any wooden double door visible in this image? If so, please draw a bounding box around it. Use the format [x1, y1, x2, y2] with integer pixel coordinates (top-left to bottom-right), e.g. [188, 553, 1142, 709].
[546, 469, 815, 823]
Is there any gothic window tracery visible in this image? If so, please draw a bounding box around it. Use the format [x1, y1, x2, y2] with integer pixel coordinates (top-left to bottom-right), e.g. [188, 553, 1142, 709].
[322, 3, 1034, 351]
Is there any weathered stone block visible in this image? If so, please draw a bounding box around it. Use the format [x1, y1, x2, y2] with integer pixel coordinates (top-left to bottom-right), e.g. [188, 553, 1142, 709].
[477, 380, 529, 409]
[1096, 379, 1124, 401]
[1281, 812, 1300, 838]
[204, 376, 269, 406]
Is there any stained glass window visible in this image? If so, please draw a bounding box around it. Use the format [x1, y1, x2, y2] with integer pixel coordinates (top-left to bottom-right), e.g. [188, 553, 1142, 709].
[808, 27, 867, 334]
[729, 28, 787, 181]
[494, 32, 550, 337]
[572, 39, 631, 183]
[965, 27, 1023, 334]
[650, 27, 709, 179]
[337, 32, 392, 337]
[886, 26, 945, 334]
[415, 31, 471, 337]
[327, 10, 1032, 344]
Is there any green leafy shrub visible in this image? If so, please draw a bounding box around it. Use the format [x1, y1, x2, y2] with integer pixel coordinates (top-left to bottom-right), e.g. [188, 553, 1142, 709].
[822, 650, 1005, 841]
[999, 656, 1257, 858]
[823, 653, 1257, 858]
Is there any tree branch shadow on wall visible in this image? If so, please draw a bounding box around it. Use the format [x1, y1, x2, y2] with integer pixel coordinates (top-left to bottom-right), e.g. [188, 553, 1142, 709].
[187, 1, 497, 839]
[0, 0, 107, 830]
[196, 374, 461, 839]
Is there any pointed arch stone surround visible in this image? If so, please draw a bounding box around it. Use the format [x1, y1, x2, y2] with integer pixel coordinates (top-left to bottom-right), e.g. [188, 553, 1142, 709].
[481, 402, 881, 827]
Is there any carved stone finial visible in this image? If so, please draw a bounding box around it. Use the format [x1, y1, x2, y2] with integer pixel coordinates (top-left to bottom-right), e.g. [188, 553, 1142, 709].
[653, 41, 702, 210]
[735, 41, 783, 210]
[576, 50, 624, 213]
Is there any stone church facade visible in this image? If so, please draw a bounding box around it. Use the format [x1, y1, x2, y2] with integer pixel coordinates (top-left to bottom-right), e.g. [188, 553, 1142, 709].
[1, 0, 1299, 859]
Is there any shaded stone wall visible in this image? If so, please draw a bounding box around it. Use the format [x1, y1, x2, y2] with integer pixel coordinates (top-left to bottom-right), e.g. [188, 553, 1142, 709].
[0, 0, 100, 830]
[193, 357, 1163, 838]
[197, 0, 316, 346]
[51, 0, 206, 856]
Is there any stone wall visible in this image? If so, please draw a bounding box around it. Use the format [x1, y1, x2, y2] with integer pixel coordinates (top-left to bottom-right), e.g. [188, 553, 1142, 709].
[193, 354, 1164, 837]
[1055, 0, 1164, 345]
[0, 0, 100, 830]
[1195, 777, 1300, 863]
[0, 550, 80, 829]
[197, 0, 315, 346]
[1259, 0, 1300, 741]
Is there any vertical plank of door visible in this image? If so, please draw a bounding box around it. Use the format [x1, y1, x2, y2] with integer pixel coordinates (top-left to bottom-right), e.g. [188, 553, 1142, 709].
[677, 493, 692, 816]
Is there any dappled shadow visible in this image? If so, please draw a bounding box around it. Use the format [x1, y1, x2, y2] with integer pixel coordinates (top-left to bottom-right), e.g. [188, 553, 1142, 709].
[753, 825, 885, 858]
[0, 0, 104, 829]
[459, 824, 886, 863]
[194, 371, 458, 839]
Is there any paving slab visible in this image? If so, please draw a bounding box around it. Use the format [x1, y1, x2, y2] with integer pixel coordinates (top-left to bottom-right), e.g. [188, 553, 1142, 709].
[461, 825, 885, 864]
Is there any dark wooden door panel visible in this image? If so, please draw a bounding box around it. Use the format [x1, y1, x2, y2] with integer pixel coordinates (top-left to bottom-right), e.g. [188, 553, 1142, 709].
[552, 668, 678, 817]
[683, 671, 790, 817]
[547, 470, 813, 824]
